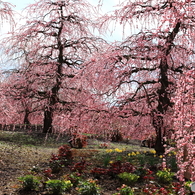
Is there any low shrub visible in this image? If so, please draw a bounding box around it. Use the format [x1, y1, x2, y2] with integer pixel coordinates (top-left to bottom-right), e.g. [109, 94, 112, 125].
[45, 179, 72, 195]
[118, 172, 139, 185]
[156, 168, 174, 184]
[70, 159, 88, 173]
[108, 161, 135, 177]
[113, 184, 134, 195]
[49, 144, 73, 173]
[65, 172, 82, 187]
[134, 167, 151, 179]
[76, 179, 100, 195]
[142, 182, 181, 194]
[69, 133, 87, 148]
[91, 167, 108, 178]
[18, 175, 40, 191]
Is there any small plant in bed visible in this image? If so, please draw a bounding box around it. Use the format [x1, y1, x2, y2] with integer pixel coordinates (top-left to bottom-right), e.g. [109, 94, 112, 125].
[117, 172, 139, 185]
[49, 144, 73, 173]
[18, 174, 40, 191]
[45, 179, 73, 195]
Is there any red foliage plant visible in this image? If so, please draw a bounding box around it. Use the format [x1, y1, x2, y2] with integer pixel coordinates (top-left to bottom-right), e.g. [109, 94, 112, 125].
[91, 161, 135, 178]
[70, 159, 88, 173]
[49, 144, 73, 172]
[68, 133, 87, 148]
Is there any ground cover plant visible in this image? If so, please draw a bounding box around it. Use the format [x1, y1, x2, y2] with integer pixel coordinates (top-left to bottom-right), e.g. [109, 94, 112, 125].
[0, 130, 193, 195]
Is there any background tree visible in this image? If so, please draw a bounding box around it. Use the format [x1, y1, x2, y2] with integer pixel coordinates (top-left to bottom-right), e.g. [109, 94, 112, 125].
[0, 0, 14, 29]
[4, 0, 106, 133]
[0, 1, 15, 126]
[2, 69, 44, 125]
[0, 80, 20, 125]
[84, 0, 195, 153]
[172, 69, 195, 183]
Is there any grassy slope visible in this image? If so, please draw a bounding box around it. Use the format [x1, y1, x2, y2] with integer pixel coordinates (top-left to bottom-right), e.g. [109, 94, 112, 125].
[0, 131, 61, 194]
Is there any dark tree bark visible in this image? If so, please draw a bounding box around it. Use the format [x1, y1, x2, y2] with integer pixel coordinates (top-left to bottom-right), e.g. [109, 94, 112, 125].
[154, 21, 181, 154]
[43, 107, 53, 133]
[23, 109, 30, 125]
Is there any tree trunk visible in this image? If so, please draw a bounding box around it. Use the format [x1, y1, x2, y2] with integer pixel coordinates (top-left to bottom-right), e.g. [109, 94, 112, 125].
[42, 12, 64, 134]
[153, 21, 181, 154]
[43, 107, 53, 133]
[23, 109, 30, 125]
[153, 57, 169, 154]
[155, 126, 165, 154]
[152, 113, 165, 154]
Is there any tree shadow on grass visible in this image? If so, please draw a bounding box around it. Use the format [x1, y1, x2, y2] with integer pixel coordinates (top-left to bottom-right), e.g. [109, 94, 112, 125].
[0, 130, 70, 148]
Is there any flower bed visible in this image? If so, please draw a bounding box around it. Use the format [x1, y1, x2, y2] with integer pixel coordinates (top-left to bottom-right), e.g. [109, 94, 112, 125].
[15, 144, 193, 194]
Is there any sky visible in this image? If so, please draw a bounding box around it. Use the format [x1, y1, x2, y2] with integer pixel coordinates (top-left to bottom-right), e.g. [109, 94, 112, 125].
[6, 0, 35, 10]
[1, 0, 124, 41]
[0, 0, 123, 70]
[6, 0, 120, 14]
